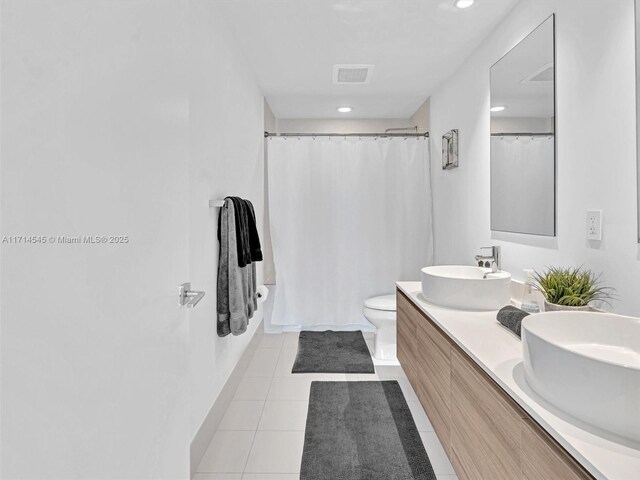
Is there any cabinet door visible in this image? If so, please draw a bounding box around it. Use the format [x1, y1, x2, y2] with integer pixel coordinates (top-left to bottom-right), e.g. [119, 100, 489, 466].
[396, 291, 417, 388]
[522, 419, 594, 480]
[451, 349, 525, 480]
[416, 317, 451, 455]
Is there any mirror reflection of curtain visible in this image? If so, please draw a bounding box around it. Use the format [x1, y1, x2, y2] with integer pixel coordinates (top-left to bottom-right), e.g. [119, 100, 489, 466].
[267, 137, 433, 328]
[490, 136, 555, 235]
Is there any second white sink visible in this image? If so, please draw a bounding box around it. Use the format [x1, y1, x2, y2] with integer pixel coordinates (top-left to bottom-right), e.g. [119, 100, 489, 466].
[420, 265, 511, 311]
[522, 311, 640, 443]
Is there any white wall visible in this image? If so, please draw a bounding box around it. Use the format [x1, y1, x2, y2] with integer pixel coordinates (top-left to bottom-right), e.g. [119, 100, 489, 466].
[277, 118, 416, 134]
[263, 100, 277, 285]
[410, 98, 431, 132]
[2, 2, 266, 475]
[1, 1, 190, 477]
[189, 0, 265, 439]
[430, 0, 639, 315]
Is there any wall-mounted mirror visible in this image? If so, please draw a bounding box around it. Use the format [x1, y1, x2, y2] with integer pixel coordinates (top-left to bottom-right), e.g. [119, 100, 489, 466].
[636, 0, 640, 242]
[490, 15, 556, 236]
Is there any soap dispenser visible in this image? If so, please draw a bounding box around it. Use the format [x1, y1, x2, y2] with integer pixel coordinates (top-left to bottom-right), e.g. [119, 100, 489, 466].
[521, 269, 541, 313]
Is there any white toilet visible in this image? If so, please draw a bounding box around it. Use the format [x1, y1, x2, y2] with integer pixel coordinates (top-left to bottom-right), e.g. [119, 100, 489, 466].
[363, 294, 397, 361]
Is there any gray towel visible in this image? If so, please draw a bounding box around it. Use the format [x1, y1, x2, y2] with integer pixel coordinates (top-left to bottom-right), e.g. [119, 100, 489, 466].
[217, 199, 252, 337]
[244, 199, 263, 262]
[496, 305, 529, 338]
[248, 262, 257, 318]
[229, 196, 252, 268]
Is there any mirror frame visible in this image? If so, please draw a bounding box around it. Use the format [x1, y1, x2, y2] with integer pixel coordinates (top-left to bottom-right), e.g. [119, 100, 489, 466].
[489, 14, 557, 237]
[636, 0, 640, 242]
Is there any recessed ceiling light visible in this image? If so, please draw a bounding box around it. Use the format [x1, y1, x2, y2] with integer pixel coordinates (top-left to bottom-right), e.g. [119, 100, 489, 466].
[337, 106, 352, 113]
[455, 0, 475, 8]
[490, 106, 507, 112]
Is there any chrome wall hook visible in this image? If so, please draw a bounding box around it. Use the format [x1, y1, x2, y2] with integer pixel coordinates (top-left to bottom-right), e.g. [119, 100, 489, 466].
[178, 282, 205, 308]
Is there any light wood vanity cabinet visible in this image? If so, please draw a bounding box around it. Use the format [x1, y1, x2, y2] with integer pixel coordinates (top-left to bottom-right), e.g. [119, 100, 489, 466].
[416, 315, 451, 456]
[396, 294, 418, 389]
[396, 289, 595, 480]
[521, 419, 593, 480]
[450, 348, 524, 480]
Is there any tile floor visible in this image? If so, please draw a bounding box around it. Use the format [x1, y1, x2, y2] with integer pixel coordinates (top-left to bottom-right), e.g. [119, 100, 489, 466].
[195, 332, 459, 480]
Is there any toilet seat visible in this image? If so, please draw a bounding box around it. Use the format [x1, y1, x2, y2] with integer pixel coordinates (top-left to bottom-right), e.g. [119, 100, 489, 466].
[364, 294, 396, 312]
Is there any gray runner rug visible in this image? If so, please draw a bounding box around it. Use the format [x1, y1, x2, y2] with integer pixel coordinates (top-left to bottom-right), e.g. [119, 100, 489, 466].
[301, 381, 437, 480]
[292, 330, 374, 374]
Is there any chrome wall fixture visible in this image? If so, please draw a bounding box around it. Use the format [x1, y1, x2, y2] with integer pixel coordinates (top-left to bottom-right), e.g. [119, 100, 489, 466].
[442, 129, 459, 170]
[178, 282, 205, 308]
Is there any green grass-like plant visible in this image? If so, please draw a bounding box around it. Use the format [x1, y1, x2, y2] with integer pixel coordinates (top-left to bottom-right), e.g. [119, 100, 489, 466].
[531, 266, 613, 307]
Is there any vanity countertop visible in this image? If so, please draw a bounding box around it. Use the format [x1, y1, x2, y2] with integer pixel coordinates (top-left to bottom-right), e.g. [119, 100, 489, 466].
[396, 281, 640, 480]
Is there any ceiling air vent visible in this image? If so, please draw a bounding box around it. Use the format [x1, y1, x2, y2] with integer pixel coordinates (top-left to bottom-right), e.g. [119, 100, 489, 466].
[521, 63, 554, 84]
[333, 64, 375, 84]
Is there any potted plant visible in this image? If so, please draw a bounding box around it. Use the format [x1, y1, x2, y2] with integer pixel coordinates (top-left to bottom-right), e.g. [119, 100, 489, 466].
[531, 266, 613, 311]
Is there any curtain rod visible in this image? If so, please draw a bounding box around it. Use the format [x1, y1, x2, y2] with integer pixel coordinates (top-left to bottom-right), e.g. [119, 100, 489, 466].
[491, 132, 554, 137]
[265, 131, 429, 138]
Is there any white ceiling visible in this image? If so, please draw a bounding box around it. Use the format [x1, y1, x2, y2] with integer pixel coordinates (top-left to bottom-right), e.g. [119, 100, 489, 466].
[215, 0, 521, 119]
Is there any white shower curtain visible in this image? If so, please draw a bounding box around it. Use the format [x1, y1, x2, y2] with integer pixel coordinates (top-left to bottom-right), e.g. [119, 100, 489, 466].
[267, 136, 433, 328]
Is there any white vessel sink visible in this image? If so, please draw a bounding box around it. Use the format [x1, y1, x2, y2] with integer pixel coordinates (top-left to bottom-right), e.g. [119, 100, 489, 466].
[420, 265, 511, 311]
[522, 311, 640, 442]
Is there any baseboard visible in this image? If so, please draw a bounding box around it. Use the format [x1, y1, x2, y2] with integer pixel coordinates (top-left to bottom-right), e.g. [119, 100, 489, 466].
[189, 320, 265, 478]
[281, 323, 375, 332]
[372, 358, 400, 366]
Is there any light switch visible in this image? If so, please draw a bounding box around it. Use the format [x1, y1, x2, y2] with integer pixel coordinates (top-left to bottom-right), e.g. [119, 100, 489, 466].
[586, 210, 602, 241]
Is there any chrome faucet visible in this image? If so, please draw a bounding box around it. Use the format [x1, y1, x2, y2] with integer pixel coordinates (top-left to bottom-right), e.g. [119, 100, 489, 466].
[475, 246, 501, 273]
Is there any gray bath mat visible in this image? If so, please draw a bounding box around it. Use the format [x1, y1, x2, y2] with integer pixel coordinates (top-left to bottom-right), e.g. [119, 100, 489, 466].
[301, 381, 437, 480]
[292, 330, 374, 374]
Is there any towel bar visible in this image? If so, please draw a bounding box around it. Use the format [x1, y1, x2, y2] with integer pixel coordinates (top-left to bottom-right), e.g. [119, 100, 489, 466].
[209, 199, 225, 208]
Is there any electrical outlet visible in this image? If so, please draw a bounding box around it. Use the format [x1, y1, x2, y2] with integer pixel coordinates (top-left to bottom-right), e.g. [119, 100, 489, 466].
[586, 210, 602, 241]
